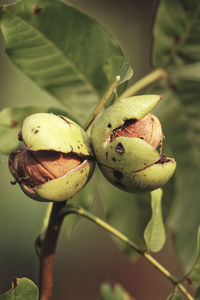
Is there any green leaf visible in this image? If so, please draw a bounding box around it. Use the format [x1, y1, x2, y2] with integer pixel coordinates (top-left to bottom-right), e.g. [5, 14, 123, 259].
[0, 277, 39, 300]
[100, 282, 135, 300]
[0, 0, 133, 124]
[166, 289, 182, 300]
[169, 62, 200, 81]
[186, 226, 200, 287]
[152, 0, 200, 271]
[65, 180, 94, 238]
[103, 56, 134, 86]
[96, 168, 151, 259]
[153, 0, 200, 67]
[144, 188, 166, 252]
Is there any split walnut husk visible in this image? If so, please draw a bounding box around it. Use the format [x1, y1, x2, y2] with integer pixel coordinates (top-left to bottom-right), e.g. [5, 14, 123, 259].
[91, 95, 176, 193]
[9, 113, 95, 202]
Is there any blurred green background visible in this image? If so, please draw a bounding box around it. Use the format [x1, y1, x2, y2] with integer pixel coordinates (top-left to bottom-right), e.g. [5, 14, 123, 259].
[0, 1, 183, 299]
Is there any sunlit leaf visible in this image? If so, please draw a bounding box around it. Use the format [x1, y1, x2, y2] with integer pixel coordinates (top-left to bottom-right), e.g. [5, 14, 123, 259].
[0, 0, 133, 124]
[144, 188, 166, 252]
[100, 282, 135, 300]
[0, 278, 39, 300]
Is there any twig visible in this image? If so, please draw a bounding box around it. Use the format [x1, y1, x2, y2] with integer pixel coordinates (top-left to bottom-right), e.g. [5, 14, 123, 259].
[39, 202, 66, 300]
[62, 205, 194, 300]
[118, 68, 167, 99]
[84, 76, 120, 131]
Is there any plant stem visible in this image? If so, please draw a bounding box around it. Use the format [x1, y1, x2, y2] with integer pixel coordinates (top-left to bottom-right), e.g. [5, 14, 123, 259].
[84, 76, 120, 131]
[118, 68, 167, 99]
[62, 205, 194, 300]
[38, 202, 66, 300]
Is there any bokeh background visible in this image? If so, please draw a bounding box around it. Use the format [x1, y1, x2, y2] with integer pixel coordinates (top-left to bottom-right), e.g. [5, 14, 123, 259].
[0, 0, 184, 299]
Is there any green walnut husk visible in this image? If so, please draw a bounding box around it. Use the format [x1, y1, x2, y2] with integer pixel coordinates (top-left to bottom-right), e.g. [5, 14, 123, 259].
[9, 113, 95, 202]
[91, 95, 176, 193]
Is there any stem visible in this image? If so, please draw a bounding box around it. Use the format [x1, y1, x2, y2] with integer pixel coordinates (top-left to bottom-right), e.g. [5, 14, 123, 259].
[62, 205, 194, 300]
[84, 76, 120, 131]
[39, 202, 65, 300]
[118, 68, 167, 99]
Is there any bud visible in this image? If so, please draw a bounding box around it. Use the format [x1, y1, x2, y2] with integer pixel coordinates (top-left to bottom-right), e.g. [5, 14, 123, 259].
[91, 95, 176, 193]
[9, 113, 95, 202]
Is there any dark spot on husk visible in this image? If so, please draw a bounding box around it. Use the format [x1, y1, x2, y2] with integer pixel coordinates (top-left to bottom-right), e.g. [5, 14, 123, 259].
[10, 120, 17, 128]
[10, 180, 17, 185]
[34, 5, 42, 14]
[156, 153, 170, 164]
[112, 157, 116, 162]
[116, 143, 124, 154]
[18, 131, 23, 141]
[107, 123, 112, 128]
[113, 170, 123, 180]
[114, 181, 125, 188]
[34, 130, 39, 134]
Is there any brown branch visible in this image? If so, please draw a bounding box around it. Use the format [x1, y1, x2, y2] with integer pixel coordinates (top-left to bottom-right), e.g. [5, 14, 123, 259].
[38, 202, 65, 300]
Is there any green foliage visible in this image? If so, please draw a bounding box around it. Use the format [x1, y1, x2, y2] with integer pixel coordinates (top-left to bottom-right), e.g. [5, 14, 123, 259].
[100, 282, 135, 300]
[0, 278, 39, 300]
[144, 189, 166, 252]
[152, 0, 200, 271]
[0, 0, 133, 125]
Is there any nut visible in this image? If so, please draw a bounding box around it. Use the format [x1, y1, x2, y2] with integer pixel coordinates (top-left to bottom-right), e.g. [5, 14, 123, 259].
[91, 95, 176, 193]
[110, 113, 163, 149]
[9, 113, 95, 202]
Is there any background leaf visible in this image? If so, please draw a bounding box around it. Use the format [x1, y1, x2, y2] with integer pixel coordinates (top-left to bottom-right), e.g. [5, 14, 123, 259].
[186, 226, 200, 288]
[195, 287, 200, 300]
[0, 277, 39, 300]
[152, 0, 200, 271]
[0, 0, 133, 124]
[100, 282, 135, 300]
[144, 188, 166, 252]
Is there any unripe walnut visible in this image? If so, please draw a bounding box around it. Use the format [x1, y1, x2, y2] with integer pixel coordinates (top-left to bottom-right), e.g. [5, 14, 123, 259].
[9, 113, 95, 202]
[91, 95, 176, 193]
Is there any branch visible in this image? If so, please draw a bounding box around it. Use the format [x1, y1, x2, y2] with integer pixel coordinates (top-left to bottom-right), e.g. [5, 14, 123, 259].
[38, 202, 66, 300]
[61, 205, 194, 300]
